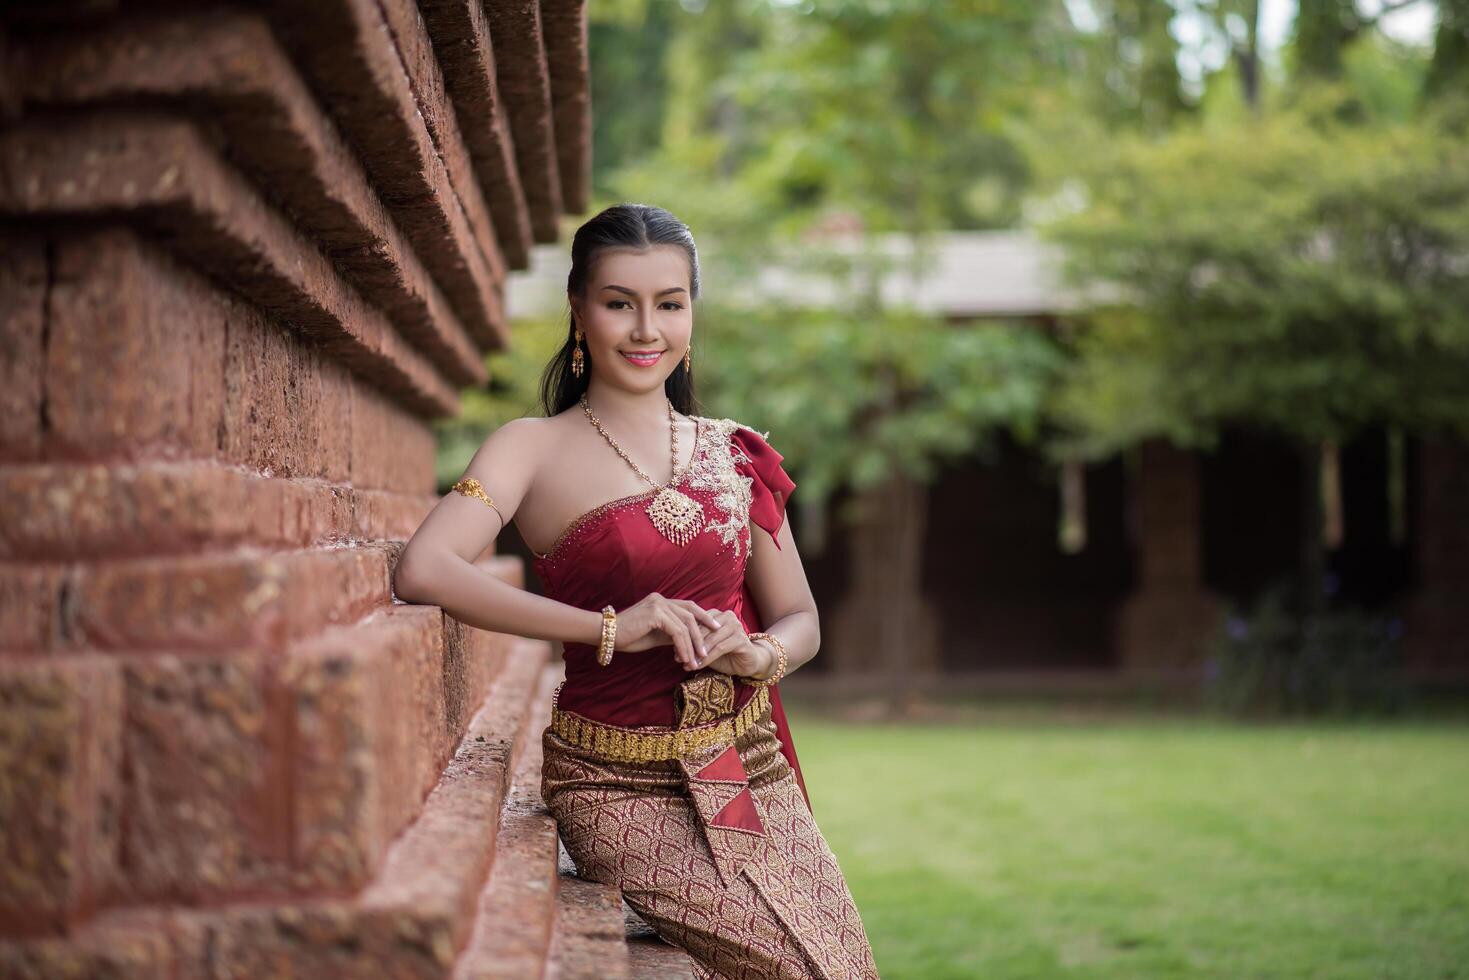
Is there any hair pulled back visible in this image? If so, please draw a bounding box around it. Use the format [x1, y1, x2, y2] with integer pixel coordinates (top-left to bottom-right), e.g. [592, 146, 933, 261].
[539, 203, 701, 417]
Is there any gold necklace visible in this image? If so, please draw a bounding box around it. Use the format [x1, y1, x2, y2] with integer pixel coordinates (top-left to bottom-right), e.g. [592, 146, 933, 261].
[580, 393, 706, 547]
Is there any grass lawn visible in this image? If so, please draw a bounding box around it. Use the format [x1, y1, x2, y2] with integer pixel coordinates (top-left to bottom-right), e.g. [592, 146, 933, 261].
[789, 708, 1469, 979]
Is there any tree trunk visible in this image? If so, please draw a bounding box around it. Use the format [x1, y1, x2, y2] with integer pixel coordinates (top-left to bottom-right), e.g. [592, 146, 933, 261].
[1238, 0, 1262, 111]
[1424, 0, 1469, 105]
[828, 470, 941, 708]
[1298, 439, 1327, 619]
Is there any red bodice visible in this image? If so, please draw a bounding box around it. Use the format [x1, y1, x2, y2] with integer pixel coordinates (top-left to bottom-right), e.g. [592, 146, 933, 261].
[531, 417, 809, 804]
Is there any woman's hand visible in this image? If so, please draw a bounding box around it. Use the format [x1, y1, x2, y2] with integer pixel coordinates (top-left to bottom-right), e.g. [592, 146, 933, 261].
[689, 609, 775, 679]
[613, 592, 723, 669]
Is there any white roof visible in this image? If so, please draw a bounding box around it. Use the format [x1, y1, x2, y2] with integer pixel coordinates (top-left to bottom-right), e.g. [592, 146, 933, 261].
[505, 229, 1105, 321]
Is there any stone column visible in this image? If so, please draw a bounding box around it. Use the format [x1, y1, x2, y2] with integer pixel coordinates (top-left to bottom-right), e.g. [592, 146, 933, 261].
[1115, 438, 1223, 671]
[1402, 438, 1469, 674]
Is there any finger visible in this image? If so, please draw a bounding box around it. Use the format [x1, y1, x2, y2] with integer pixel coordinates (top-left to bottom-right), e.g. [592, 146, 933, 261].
[676, 609, 707, 662]
[702, 631, 742, 663]
[657, 602, 695, 668]
[659, 611, 694, 668]
[675, 608, 706, 666]
[696, 620, 739, 662]
[675, 599, 723, 634]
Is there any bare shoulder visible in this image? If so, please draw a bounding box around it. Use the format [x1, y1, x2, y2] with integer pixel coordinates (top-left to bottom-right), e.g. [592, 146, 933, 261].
[461, 415, 560, 490]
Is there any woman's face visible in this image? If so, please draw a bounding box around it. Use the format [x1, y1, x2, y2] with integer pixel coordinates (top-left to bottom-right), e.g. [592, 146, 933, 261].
[571, 245, 693, 395]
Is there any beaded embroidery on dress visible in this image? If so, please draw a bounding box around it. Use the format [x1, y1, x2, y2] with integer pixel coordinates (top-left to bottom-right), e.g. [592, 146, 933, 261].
[687, 415, 758, 562]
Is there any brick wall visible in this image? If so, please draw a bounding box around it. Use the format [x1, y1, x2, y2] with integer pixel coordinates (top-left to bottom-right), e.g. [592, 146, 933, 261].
[0, 3, 642, 976]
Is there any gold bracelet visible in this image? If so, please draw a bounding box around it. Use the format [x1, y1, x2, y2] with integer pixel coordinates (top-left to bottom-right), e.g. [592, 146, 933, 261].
[743, 631, 787, 687]
[450, 476, 506, 526]
[598, 605, 617, 666]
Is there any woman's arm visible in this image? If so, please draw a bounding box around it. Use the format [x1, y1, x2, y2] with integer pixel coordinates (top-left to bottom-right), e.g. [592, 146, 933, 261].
[745, 514, 821, 678]
[394, 419, 722, 660]
[393, 418, 604, 646]
[702, 512, 820, 680]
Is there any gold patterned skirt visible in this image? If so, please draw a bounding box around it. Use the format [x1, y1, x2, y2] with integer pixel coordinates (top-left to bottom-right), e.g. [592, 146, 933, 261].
[540, 672, 880, 980]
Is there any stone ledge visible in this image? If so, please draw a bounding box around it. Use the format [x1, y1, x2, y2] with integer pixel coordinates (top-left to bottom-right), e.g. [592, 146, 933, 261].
[451, 662, 562, 979]
[0, 461, 442, 561]
[484, 0, 564, 243]
[417, 0, 534, 268]
[0, 227, 439, 489]
[0, 112, 460, 419]
[548, 875, 631, 980]
[540, 0, 592, 217]
[19, 9, 490, 386]
[266, 0, 510, 349]
[372, 0, 511, 287]
[0, 638, 552, 976]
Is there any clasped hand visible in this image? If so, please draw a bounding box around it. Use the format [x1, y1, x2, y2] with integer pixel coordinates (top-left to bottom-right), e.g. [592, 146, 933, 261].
[612, 592, 773, 677]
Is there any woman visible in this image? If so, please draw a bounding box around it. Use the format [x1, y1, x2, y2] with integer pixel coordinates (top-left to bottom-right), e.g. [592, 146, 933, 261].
[394, 203, 879, 979]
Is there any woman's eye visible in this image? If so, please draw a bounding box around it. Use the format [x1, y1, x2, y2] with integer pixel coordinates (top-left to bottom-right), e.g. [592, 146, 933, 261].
[606, 300, 684, 310]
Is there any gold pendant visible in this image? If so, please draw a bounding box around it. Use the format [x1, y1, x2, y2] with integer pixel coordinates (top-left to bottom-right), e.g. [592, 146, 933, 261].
[646, 486, 705, 546]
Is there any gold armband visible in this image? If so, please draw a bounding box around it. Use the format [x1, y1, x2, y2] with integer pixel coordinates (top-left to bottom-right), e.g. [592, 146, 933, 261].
[450, 477, 505, 525]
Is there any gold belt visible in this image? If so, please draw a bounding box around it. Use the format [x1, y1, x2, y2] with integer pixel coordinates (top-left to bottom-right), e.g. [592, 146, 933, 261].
[548, 683, 771, 763]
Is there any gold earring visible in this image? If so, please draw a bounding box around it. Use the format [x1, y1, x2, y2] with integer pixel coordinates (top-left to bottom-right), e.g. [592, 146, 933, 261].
[683, 345, 692, 372]
[571, 326, 585, 378]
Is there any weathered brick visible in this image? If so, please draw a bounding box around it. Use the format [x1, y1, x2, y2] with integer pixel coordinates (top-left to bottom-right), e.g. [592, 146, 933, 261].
[347, 378, 439, 494]
[42, 227, 227, 464]
[285, 607, 448, 892]
[0, 462, 441, 561]
[416, 0, 534, 268]
[0, 909, 189, 980]
[484, 0, 564, 243]
[0, 564, 71, 652]
[12, 227, 431, 491]
[362, 640, 550, 945]
[347, 486, 439, 544]
[440, 612, 510, 766]
[177, 901, 455, 980]
[20, 10, 491, 379]
[0, 234, 48, 462]
[118, 651, 289, 902]
[374, 0, 513, 286]
[541, 0, 593, 216]
[128, 640, 553, 978]
[266, 0, 510, 348]
[0, 656, 123, 935]
[69, 547, 392, 652]
[451, 664, 562, 980]
[0, 114, 461, 418]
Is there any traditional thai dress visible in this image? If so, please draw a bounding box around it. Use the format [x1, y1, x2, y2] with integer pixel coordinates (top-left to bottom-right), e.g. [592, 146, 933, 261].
[532, 416, 880, 979]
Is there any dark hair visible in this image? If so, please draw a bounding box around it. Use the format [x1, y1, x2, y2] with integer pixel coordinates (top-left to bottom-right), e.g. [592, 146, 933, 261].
[539, 203, 702, 417]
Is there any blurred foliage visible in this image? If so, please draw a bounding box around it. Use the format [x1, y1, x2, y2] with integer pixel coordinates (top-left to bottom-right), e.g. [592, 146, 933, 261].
[693, 301, 1067, 509]
[1037, 93, 1469, 461]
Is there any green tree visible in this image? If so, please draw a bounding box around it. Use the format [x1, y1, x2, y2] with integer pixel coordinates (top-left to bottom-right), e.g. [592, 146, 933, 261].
[1040, 101, 1469, 616]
